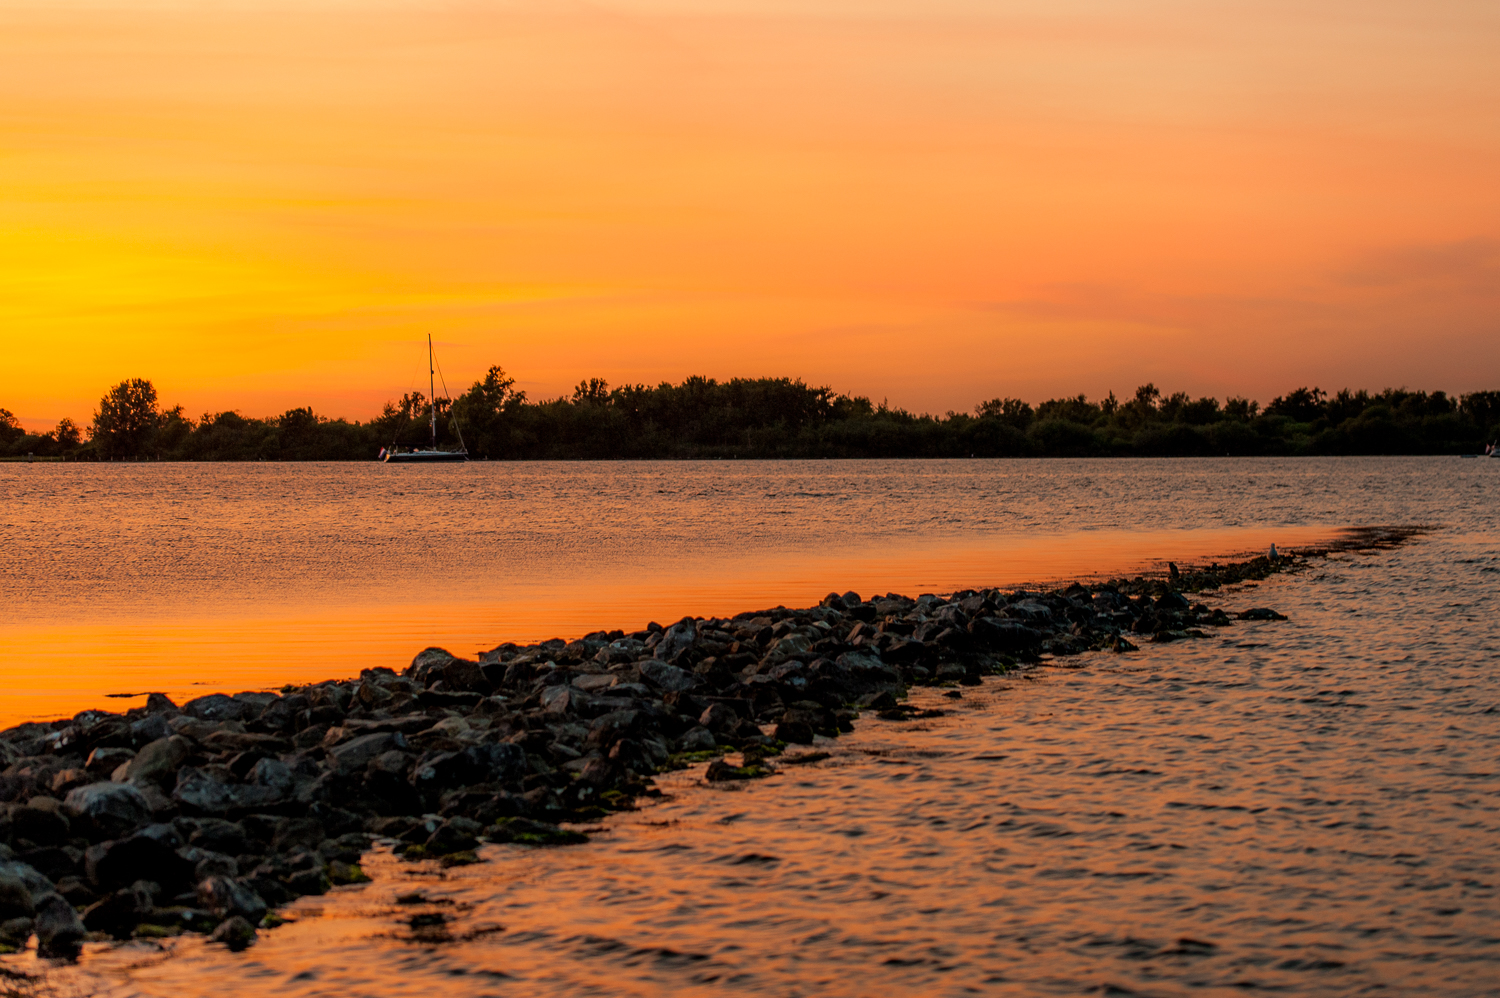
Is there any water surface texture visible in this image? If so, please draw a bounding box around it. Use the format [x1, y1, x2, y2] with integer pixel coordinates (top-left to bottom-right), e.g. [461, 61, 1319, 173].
[2, 456, 1499, 994]
[0, 458, 1388, 724]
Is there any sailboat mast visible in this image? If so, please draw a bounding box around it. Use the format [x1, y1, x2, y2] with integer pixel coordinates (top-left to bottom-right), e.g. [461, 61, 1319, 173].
[428, 334, 437, 450]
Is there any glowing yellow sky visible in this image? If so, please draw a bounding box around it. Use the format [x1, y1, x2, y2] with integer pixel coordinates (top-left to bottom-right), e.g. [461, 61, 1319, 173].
[2, 0, 1497, 428]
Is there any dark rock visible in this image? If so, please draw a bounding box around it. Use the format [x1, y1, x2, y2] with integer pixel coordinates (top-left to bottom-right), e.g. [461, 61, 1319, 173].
[271, 818, 325, 854]
[12, 802, 71, 843]
[121, 736, 192, 787]
[16, 846, 79, 883]
[63, 782, 151, 839]
[182, 695, 251, 723]
[329, 731, 409, 773]
[1239, 608, 1288, 621]
[197, 875, 268, 924]
[969, 617, 1044, 653]
[210, 914, 257, 950]
[283, 867, 330, 897]
[485, 817, 586, 845]
[85, 747, 135, 779]
[1156, 592, 1191, 611]
[187, 818, 250, 856]
[172, 768, 284, 816]
[0, 873, 34, 920]
[425, 817, 482, 855]
[86, 825, 192, 891]
[306, 803, 363, 838]
[34, 891, 86, 958]
[653, 618, 698, 663]
[639, 661, 697, 693]
[82, 886, 151, 939]
[773, 719, 815, 745]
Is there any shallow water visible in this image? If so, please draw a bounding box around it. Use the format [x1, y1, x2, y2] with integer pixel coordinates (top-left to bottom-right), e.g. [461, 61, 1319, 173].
[13, 528, 1500, 996]
[3, 456, 1499, 995]
[0, 456, 1481, 725]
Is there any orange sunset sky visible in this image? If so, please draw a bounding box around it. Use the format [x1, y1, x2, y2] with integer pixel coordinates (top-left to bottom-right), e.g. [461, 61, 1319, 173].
[2, 0, 1497, 430]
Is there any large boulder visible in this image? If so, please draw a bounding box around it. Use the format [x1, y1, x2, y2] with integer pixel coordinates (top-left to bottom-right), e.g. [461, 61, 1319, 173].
[62, 782, 152, 840]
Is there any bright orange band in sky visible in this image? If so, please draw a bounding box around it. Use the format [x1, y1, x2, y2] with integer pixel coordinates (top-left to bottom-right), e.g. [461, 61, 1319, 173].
[2, 0, 1497, 429]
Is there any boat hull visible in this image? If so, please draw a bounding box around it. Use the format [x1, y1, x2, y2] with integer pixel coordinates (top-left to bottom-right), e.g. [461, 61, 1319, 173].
[383, 451, 468, 463]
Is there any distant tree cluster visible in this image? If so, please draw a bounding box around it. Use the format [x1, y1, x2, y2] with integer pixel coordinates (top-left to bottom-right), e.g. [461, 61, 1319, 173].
[3, 374, 1498, 461]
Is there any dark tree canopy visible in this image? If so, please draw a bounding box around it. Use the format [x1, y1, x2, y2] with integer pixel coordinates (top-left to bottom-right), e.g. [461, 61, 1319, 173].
[5, 375, 1500, 461]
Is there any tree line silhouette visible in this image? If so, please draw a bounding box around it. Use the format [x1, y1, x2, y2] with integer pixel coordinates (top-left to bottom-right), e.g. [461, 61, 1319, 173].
[3, 371, 1498, 461]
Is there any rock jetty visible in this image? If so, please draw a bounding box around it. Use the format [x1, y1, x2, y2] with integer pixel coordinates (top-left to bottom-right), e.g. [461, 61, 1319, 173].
[0, 551, 1312, 958]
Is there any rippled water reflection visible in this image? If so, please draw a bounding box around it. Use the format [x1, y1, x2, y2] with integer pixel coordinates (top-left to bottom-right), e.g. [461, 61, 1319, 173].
[9, 456, 1500, 996]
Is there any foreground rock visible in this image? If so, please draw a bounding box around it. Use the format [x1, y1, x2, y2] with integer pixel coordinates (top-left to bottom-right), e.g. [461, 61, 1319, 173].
[0, 545, 1342, 955]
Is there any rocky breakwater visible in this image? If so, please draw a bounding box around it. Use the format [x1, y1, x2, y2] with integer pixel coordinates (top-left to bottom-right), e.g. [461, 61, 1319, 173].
[0, 550, 1315, 960]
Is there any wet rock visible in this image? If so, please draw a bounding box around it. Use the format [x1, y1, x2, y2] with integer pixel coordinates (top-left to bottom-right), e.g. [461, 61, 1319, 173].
[197, 875, 268, 925]
[209, 914, 257, 950]
[773, 719, 814, 745]
[63, 782, 151, 839]
[698, 703, 739, 734]
[33, 892, 86, 959]
[82, 885, 152, 939]
[485, 817, 586, 845]
[425, 817, 483, 855]
[1239, 608, 1288, 621]
[675, 726, 716, 752]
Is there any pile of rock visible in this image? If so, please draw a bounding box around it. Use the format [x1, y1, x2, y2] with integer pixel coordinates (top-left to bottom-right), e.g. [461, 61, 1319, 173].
[0, 556, 1296, 959]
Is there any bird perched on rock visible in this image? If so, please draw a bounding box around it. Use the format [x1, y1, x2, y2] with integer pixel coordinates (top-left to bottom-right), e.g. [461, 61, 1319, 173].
[1268, 543, 1279, 560]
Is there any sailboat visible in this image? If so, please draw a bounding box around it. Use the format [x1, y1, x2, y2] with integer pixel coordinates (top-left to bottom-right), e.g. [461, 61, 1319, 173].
[382, 335, 469, 463]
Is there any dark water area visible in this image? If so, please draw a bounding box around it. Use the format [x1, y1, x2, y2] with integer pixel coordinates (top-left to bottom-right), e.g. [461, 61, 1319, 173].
[3, 457, 1499, 995]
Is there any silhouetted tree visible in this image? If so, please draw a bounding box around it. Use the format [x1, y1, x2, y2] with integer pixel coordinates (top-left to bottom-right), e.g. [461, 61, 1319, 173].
[91, 378, 161, 459]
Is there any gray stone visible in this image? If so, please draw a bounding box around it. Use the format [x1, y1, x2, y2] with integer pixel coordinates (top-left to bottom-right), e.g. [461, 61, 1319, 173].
[62, 782, 152, 839]
[639, 661, 697, 693]
[329, 732, 409, 773]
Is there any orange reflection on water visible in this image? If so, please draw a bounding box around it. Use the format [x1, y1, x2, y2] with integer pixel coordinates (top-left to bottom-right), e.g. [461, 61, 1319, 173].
[0, 525, 1334, 727]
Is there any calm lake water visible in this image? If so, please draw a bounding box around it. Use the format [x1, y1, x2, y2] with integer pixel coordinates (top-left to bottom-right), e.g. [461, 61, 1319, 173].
[4, 456, 1499, 996]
